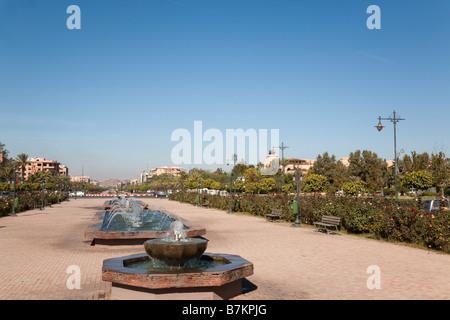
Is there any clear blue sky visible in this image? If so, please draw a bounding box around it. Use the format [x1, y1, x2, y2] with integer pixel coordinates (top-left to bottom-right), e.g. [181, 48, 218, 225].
[1, 0, 449, 181]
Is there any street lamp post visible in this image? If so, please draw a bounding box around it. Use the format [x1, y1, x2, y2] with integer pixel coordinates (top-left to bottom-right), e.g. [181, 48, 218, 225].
[57, 183, 60, 204]
[41, 179, 45, 210]
[11, 171, 17, 216]
[197, 179, 201, 207]
[375, 110, 405, 205]
[227, 154, 238, 214]
[180, 182, 184, 203]
[292, 167, 302, 227]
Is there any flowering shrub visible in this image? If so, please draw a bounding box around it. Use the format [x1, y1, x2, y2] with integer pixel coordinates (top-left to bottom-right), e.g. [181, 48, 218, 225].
[169, 191, 450, 254]
[0, 192, 68, 217]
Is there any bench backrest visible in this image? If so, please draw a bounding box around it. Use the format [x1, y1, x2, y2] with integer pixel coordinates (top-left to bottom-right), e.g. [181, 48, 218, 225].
[272, 209, 283, 215]
[321, 215, 340, 225]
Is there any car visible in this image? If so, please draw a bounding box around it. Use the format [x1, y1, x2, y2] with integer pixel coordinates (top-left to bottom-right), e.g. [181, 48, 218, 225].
[69, 191, 85, 197]
[0, 191, 10, 199]
[423, 199, 450, 213]
[156, 191, 167, 198]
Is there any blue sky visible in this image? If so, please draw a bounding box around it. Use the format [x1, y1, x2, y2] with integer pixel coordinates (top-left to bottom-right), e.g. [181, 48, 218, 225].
[1, 0, 449, 180]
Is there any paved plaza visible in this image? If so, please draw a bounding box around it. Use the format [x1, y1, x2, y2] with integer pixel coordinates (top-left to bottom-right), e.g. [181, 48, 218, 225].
[0, 198, 449, 300]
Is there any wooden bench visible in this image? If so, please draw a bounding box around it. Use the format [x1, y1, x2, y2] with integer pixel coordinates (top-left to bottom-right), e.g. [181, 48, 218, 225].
[313, 215, 341, 234]
[201, 200, 210, 208]
[265, 209, 283, 222]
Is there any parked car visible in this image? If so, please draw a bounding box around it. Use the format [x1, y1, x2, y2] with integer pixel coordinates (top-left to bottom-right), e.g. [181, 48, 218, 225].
[0, 191, 10, 199]
[156, 191, 167, 198]
[69, 191, 85, 197]
[423, 199, 450, 213]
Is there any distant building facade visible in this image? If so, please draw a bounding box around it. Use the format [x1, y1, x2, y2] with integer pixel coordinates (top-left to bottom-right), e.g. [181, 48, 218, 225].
[284, 158, 316, 174]
[264, 153, 352, 175]
[19, 157, 69, 180]
[140, 166, 186, 183]
[70, 175, 91, 184]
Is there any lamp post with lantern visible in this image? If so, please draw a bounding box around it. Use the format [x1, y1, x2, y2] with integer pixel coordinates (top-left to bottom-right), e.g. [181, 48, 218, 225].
[375, 111, 405, 206]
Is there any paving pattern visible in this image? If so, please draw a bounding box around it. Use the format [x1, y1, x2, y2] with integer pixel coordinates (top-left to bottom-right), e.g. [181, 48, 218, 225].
[0, 198, 449, 300]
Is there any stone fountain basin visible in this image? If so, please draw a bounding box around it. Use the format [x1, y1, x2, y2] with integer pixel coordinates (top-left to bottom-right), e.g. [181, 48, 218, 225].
[143, 237, 208, 267]
[102, 253, 254, 290]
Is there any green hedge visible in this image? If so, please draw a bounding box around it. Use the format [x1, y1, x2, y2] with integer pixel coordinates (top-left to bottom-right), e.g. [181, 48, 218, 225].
[0, 192, 68, 217]
[0, 182, 60, 192]
[169, 192, 450, 254]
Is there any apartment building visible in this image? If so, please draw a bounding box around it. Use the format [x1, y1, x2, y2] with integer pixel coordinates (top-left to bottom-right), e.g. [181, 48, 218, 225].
[19, 157, 69, 180]
[70, 175, 91, 184]
[140, 166, 186, 182]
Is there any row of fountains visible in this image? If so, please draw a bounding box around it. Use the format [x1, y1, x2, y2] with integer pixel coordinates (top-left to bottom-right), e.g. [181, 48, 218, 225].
[105, 195, 208, 268]
[101, 196, 253, 299]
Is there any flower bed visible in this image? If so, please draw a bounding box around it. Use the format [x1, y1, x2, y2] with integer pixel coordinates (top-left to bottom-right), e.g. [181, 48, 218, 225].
[169, 192, 450, 254]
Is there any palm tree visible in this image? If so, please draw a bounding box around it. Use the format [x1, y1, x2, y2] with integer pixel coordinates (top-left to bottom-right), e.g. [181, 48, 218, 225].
[16, 153, 29, 182]
[0, 166, 15, 183]
[28, 170, 52, 184]
[0, 142, 6, 167]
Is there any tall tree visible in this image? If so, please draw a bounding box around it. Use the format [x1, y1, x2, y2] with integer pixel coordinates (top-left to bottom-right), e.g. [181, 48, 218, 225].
[401, 151, 430, 172]
[0, 142, 9, 168]
[16, 153, 29, 181]
[311, 152, 338, 186]
[430, 152, 449, 196]
[347, 150, 387, 191]
[333, 161, 348, 190]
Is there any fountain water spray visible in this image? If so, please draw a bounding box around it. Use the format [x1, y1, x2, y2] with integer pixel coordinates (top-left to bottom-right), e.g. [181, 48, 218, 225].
[169, 220, 186, 242]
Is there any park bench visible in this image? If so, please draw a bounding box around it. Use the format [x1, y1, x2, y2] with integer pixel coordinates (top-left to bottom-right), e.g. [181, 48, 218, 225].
[201, 200, 210, 208]
[34, 202, 43, 210]
[313, 215, 341, 234]
[265, 209, 283, 222]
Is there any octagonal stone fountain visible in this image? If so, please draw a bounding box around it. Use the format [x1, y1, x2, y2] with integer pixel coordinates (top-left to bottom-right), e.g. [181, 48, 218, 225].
[102, 220, 254, 300]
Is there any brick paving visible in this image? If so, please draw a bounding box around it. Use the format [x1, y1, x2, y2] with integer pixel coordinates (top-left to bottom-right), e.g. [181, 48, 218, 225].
[0, 198, 449, 300]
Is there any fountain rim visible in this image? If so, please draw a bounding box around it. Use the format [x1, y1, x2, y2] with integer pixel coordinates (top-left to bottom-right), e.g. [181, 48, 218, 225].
[144, 237, 209, 245]
[102, 252, 254, 289]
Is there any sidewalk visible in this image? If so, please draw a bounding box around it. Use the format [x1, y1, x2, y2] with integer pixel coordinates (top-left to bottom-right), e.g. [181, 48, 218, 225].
[0, 198, 449, 300]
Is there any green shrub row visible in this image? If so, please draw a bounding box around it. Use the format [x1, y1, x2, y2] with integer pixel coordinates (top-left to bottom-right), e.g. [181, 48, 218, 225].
[0, 192, 68, 217]
[169, 192, 450, 254]
[0, 182, 63, 192]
